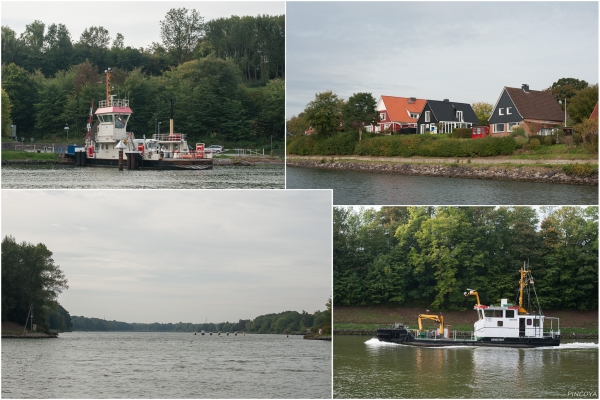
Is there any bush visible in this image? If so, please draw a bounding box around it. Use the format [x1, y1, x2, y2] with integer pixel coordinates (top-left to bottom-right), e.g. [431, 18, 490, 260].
[511, 127, 526, 137]
[448, 128, 472, 139]
[286, 131, 359, 156]
[543, 136, 553, 146]
[529, 138, 540, 152]
[562, 163, 597, 178]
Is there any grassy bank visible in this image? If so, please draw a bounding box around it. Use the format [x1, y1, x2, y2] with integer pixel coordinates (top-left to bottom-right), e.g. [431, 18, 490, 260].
[334, 306, 598, 335]
[2, 150, 59, 161]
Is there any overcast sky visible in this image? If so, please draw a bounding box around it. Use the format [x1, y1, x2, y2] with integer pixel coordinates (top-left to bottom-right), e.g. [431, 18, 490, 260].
[2, 190, 332, 324]
[286, 1, 598, 119]
[2, 1, 284, 49]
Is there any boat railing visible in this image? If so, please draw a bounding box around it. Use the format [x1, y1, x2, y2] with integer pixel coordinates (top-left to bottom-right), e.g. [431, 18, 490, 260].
[98, 99, 129, 108]
[543, 317, 560, 338]
[153, 133, 187, 142]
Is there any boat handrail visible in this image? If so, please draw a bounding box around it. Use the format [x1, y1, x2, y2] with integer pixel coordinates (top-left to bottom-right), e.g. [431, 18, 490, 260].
[153, 133, 187, 142]
[98, 99, 129, 108]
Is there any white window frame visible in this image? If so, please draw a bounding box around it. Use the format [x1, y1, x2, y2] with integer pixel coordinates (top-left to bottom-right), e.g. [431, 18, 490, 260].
[506, 107, 512, 115]
[508, 122, 519, 131]
[425, 111, 430, 122]
[494, 123, 505, 133]
[380, 113, 386, 121]
[457, 110, 463, 121]
[499, 108, 504, 116]
[410, 112, 419, 119]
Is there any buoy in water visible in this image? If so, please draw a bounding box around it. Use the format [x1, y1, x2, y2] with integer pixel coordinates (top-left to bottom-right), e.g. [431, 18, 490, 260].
[194, 332, 196, 335]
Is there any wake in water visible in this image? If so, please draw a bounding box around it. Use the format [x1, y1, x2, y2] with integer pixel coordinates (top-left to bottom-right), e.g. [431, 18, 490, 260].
[365, 338, 598, 350]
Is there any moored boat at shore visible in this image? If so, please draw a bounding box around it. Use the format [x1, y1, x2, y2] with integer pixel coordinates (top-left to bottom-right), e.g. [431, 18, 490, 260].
[78, 68, 213, 170]
[377, 263, 561, 348]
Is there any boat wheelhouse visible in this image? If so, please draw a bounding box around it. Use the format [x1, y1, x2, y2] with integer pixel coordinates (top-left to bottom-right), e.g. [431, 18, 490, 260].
[376, 264, 561, 348]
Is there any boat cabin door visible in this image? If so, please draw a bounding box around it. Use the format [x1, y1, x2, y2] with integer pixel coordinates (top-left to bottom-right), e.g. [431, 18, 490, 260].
[519, 318, 525, 337]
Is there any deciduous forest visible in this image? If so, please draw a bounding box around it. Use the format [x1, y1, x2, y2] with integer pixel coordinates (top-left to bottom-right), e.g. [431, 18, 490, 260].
[1, 10, 284, 148]
[334, 206, 598, 311]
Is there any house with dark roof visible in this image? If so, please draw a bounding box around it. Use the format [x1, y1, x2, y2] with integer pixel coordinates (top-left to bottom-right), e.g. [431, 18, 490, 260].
[488, 84, 564, 136]
[366, 95, 426, 134]
[416, 99, 478, 134]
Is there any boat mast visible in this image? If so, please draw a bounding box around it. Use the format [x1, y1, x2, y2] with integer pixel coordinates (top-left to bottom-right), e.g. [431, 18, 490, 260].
[105, 67, 112, 102]
[518, 261, 531, 314]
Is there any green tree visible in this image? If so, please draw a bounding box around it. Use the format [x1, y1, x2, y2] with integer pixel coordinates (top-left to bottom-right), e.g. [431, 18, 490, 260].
[286, 113, 309, 135]
[547, 78, 589, 110]
[568, 85, 598, 124]
[1, 63, 41, 135]
[2, 88, 13, 137]
[472, 102, 493, 126]
[343, 92, 376, 141]
[304, 91, 343, 137]
[160, 8, 204, 64]
[2, 236, 69, 332]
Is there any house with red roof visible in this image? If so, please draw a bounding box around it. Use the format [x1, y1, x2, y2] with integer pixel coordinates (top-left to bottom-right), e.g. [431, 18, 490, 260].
[366, 95, 426, 134]
[488, 84, 565, 136]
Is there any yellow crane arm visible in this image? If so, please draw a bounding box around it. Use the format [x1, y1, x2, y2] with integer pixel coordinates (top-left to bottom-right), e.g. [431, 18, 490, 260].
[464, 289, 481, 306]
[417, 314, 444, 335]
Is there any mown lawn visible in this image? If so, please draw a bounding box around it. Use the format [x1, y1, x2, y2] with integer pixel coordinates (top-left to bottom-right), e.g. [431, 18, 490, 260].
[510, 144, 597, 160]
[334, 306, 598, 333]
[2, 150, 59, 161]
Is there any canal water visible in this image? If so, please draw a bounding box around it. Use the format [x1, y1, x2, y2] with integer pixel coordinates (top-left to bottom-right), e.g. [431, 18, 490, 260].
[1, 164, 285, 189]
[2, 332, 331, 398]
[286, 166, 598, 205]
[333, 335, 598, 398]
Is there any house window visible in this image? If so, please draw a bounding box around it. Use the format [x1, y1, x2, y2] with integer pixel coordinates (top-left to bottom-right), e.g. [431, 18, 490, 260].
[538, 128, 555, 136]
[425, 111, 430, 122]
[456, 111, 463, 121]
[410, 113, 419, 119]
[499, 108, 504, 116]
[494, 123, 505, 133]
[506, 107, 512, 115]
[384, 124, 390, 129]
[380, 113, 386, 121]
[507, 122, 519, 131]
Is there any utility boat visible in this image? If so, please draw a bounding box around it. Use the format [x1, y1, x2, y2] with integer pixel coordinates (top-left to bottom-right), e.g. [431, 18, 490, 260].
[77, 68, 213, 170]
[377, 264, 561, 348]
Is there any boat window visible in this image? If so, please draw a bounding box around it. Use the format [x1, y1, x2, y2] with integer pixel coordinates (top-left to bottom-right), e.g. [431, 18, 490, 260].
[97, 115, 104, 123]
[484, 309, 503, 318]
[533, 319, 540, 327]
[527, 319, 532, 326]
[497, 321, 503, 327]
[104, 115, 113, 123]
[115, 114, 129, 129]
[505, 310, 515, 318]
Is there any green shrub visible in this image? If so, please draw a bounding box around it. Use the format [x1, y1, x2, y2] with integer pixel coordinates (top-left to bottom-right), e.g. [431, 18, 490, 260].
[448, 128, 472, 139]
[511, 127, 526, 137]
[529, 138, 540, 152]
[562, 163, 597, 177]
[543, 136, 553, 146]
[286, 131, 359, 155]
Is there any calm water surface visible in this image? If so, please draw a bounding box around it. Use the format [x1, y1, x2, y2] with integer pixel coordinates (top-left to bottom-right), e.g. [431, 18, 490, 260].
[286, 167, 598, 205]
[1, 164, 284, 189]
[2, 332, 331, 398]
[334, 335, 598, 398]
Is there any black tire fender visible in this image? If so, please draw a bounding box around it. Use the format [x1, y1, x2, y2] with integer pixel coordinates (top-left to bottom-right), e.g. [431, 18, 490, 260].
[527, 339, 532, 346]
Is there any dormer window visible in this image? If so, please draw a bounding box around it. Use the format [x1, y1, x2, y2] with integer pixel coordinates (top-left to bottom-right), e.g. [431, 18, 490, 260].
[425, 111, 430, 122]
[456, 111, 463, 121]
[506, 107, 512, 115]
[380, 113, 386, 121]
[499, 108, 504, 116]
[410, 113, 419, 119]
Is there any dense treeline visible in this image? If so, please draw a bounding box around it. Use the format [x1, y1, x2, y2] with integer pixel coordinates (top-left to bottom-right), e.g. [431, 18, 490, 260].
[72, 300, 331, 334]
[2, 12, 284, 81]
[1, 11, 284, 147]
[334, 207, 598, 311]
[1, 236, 69, 333]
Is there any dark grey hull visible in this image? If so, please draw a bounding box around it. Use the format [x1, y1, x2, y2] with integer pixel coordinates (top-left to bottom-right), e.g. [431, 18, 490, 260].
[376, 328, 560, 348]
[84, 157, 213, 170]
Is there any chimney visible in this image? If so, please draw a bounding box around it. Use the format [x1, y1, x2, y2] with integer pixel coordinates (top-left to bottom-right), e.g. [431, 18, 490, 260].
[444, 99, 449, 103]
[411, 97, 416, 102]
[522, 84, 529, 93]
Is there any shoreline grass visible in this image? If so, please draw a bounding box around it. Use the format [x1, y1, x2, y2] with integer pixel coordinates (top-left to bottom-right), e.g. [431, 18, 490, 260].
[2, 150, 59, 161]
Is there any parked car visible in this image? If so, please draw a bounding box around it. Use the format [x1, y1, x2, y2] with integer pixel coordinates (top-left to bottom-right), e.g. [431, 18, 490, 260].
[205, 145, 224, 154]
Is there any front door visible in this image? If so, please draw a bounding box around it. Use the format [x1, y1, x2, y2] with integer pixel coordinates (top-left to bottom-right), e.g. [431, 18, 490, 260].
[519, 318, 525, 337]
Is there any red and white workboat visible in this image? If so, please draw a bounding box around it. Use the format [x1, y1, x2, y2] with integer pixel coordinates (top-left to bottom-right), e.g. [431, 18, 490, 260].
[78, 68, 213, 170]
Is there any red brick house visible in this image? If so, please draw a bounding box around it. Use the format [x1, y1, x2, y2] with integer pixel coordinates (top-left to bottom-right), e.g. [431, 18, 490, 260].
[488, 84, 565, 136]
[366, 95, 426, 134]
[590, 102, 598, 121]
